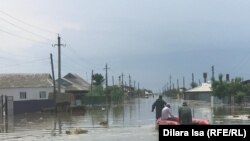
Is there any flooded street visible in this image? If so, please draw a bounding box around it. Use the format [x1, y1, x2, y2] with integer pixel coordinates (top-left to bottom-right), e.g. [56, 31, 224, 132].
[1, 96, 250, 140]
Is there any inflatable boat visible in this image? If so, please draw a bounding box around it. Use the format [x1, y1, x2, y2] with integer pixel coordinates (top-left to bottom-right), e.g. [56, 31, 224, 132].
[156, 117, 209, 127]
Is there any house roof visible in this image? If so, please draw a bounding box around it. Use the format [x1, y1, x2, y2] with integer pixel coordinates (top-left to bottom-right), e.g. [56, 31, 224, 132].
[186, 82, 212, 93]
[0, 73, 53, 88]
[242, 80, 250, 85]
[60, 73, 90, 91]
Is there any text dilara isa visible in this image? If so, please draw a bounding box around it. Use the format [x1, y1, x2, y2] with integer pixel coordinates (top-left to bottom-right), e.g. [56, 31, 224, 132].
[163, 129, 204, 136]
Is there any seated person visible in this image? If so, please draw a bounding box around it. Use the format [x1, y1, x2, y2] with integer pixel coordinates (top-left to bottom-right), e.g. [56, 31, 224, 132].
[178, 101, 192, 124]
[161, 104, 176, 121]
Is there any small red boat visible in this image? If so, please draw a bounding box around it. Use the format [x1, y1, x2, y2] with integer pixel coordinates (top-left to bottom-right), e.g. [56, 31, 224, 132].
[156, 117, 209, 127]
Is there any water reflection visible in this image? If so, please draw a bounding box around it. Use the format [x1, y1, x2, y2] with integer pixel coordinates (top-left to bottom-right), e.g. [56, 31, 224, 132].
[167, 97, 250, 125]
[51, 115, 63, 136]
[0, 96, 250, 140]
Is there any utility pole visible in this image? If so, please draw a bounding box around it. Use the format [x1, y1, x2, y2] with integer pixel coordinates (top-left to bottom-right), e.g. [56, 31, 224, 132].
[167, 82, 169, 91]
[192, 73, 194, 83]
[50, 54, 56, 103]
[183, 76, 185, 89]
[104, 64, 110, 125]
[112, 76, 114, 86]
[134, 80, 136, 90]
[91, 70, 93, 95]
[177, 79, 179, 91]
[137, 82, 140, 90]
[137, 82, 140, 97]
[212, 65, 215, 81]
[169, 75, 172, 90]
[118, 76, 121, 86]
[129, 74, 131, 87]
[53, 34, 65, 96]
[104, 64, 110, 88]
[121, 73, 124, 91]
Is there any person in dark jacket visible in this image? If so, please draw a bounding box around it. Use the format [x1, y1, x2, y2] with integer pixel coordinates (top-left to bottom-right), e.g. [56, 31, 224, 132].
[178, 102, 192, 125]
[152, 95, 166, 120]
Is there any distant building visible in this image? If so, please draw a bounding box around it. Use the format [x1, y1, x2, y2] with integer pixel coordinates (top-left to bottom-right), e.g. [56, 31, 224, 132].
[241, 79, 250, 85]
[184, 82, 212, 102]
[59, 73, 90, 106]
[184, 82, 228, 106]
[0, 73, 54, 114]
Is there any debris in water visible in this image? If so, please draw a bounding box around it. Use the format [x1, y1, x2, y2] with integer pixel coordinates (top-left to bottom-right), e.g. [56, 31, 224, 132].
[66, 128, 88, 135]
[99, 121, 108, 127]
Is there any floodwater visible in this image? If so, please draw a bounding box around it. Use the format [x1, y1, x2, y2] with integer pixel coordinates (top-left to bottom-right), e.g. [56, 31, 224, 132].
[1, 96, 250, 141]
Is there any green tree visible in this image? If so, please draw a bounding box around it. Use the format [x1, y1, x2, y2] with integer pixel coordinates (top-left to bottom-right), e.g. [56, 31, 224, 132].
[212, 80, 229, 98]
[212, 76, 247, 104]
[235, 91, 246, 104]
[218, 73, 223, 83]
[87, 85, 104, 96]
[105, 85, 123, 102]
[92, 73, 104, 86]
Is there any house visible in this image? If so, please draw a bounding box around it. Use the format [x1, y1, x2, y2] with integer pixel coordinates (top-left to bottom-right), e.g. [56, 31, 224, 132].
[59, 73, 90, 106]
[184, 82, 227, 106]
[0, 73, 54, 114]
[184, 82, 212, 102]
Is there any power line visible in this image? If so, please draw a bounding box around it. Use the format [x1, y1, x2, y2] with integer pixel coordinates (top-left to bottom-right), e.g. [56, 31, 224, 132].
[0, 16, 54, 42]
[0, 28, 49, 44]
[60, 47, 92, 71]
[0, 57, 49, 65]
[61, 38, 102, 71]
[0, 58, 49, 69]
[0, 10, 57, 34]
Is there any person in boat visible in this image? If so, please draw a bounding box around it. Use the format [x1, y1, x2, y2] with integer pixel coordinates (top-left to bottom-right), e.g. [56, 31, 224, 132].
[161, 103, 176, 121]
[152, 95, 167, 120]
[178, 101, 192, 125]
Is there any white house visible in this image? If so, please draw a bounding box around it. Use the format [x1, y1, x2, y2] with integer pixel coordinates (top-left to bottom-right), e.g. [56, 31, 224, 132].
[184, 82, 224, 107]
[0, 73, 54, 114]
[0, 73, 53, 101]
[185, 82, 213, 103]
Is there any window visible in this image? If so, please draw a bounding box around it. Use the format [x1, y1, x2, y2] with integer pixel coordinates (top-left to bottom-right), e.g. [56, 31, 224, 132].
[39, 91, 46, 99]
[20, 92, 26, 99]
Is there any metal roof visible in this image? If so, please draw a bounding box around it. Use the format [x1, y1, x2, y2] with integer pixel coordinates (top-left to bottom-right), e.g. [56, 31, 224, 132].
[60, 73, 90, 91]
[186, 82, 212, 93]
[0, 73, 53, 88]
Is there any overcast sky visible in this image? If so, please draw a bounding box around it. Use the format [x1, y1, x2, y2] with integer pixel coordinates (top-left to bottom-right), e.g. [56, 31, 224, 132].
[1, 0, 250, 92]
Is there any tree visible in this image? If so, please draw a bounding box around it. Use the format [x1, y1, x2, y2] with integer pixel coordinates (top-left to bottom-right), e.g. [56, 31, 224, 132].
[190, 82, 198, 88]
[218, 73, 223, 83]
[105, 85, 123, 102]
[91, 85, 104, 96]
[212, 76, 247, 104]
[92, 73, 104, 86]
[212, 80, 229, 99]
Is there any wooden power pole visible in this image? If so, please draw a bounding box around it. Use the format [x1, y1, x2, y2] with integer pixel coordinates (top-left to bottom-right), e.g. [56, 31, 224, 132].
[50, 53, 56, 103]
[53, 34, 65, 96]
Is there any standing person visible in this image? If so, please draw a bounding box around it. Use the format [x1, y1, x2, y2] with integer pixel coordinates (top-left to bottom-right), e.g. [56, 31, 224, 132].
[152, 95, 166, 120]
[178, 102, 192, 124]
[161, 104, 175, 120]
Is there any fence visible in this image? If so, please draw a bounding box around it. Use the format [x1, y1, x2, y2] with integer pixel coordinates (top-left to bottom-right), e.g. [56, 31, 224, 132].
[0, 95, 14, 133]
